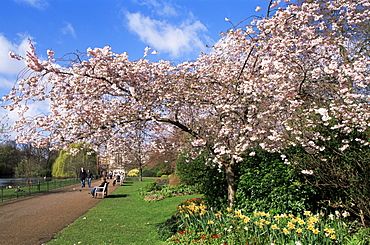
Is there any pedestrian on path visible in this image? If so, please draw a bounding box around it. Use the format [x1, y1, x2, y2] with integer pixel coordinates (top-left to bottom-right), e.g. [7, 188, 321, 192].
[86, 169, 93, 187]
[79, 167, 87, 188]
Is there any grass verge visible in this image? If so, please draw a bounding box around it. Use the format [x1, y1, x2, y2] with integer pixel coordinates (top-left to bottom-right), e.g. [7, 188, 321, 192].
[47, 178, 202, 245]
[1, 178, 79, 202]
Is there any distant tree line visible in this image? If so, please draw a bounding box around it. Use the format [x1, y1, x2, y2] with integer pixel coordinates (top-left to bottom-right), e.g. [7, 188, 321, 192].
[0, 140, 97, 178]
[0, 140, 58, 177]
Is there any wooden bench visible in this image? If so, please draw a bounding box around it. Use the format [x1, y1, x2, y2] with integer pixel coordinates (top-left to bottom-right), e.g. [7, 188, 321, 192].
[93, 182, 109, 199]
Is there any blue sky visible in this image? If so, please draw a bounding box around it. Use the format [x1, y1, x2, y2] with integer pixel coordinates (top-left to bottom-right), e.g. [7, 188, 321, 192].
[0, 0, 270, 137]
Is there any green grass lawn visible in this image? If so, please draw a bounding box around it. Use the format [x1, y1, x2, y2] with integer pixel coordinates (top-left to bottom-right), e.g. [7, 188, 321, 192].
[47, 178, 201, 245]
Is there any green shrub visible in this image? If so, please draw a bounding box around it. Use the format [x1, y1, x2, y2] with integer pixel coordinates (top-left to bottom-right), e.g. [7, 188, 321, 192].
[283, 128, 370, 223]
[235, 150, 318, 215]
[127, 168, 139, 177]
[141, 182, 160, 192]
[344, 228, 370, 245]
[139, 183, 199, 202]
[176, 149, 228, 209]
[0, 163, 13, 176]
[158, 214, 181, 241]
[142, 169, 156, 177]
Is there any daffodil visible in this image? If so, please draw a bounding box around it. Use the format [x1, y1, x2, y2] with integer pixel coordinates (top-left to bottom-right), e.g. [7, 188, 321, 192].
[298, 219, 305, 225]
[312, 228, 320, 234]
[274, 215, 281, 220]
[271, 224, 279, 230]
[324, 227, 335, 234]
[243, 217, 251, 223]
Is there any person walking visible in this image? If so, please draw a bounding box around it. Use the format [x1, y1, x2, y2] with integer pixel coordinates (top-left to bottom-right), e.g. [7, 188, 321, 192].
[79, 167, 87, 188]
[86, 169, 93, 187]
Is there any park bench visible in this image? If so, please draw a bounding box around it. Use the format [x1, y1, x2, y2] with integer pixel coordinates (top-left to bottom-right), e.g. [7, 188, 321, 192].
[93, 182, 109, 199]
[113, 174, 126, 186]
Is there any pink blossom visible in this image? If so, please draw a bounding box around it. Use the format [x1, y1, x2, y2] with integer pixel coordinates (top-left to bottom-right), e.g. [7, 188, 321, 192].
[301, 170, 314, 175]
[255, 6, 262, 12]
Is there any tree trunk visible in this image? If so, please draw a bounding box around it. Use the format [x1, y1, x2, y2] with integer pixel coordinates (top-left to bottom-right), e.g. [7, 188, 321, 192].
[225, 157, 236, 208]
[139, 161, 143, 182]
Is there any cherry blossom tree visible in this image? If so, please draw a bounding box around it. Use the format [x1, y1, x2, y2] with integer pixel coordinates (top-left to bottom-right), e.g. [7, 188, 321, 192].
[104, 121, 152, 181]
[3, 0, 369, 208]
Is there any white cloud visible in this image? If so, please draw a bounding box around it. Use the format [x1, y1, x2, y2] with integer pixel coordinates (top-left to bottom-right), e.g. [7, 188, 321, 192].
[0, 100, 51, 140]
[125, 12, 209, 58]
[15, 0, 49, 10]
[134, 0, 178, 17]
[0, 34, 28, 77]
[61, 22, 77, 38]
[0, 35, 50, 140]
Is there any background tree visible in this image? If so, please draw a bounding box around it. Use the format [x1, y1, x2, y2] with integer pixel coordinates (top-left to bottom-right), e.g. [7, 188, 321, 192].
[52, 143, 96, 177]
[15, 143, 58, 177]
[0, 141, 21, 177]
[145, 126, 183, 177]
[102, 122, 152, 181]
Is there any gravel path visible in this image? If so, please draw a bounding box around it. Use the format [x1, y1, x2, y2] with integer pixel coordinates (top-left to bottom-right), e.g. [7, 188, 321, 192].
[0, 180, 120, 245]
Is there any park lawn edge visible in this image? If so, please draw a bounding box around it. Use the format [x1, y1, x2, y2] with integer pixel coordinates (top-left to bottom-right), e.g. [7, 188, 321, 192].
[47, 178, 202, 245]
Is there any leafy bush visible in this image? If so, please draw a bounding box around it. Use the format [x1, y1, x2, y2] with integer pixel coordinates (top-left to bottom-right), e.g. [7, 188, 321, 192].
[158, 214, 181, 241]
[127, 168, 139, 177]
[142, 169, 156, 177]
[283, 129, 370, 224]
[141, 182, 161, 192]
[176, 150, 228, 209]
[0, 163, 13, 176]
[177, 149, 320, 214]
[344, 228, 370, 245]
[139, 183, 198, 202]
[235, 150, 318, 215]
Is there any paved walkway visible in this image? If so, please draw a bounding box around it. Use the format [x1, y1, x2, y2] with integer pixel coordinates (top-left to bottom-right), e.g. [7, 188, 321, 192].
[0, 179, 120, 245]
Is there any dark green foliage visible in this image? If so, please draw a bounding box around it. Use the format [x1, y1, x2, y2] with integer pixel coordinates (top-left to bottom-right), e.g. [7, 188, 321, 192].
[176, 150, 209, 187]
[176, 150, 228, 210]
[202, 166, 228, 210]
[0, 141, 21, 177]
[0, 141, 57, 177]
[0, 163, 13, 176]
[234, 150, 318, 215]
[283, 128, 370, 224]
[142, 182, 161, 192]
[142, 168, 157, 177]
[158, 215, 181, 241]
[39, 169, 52, 177]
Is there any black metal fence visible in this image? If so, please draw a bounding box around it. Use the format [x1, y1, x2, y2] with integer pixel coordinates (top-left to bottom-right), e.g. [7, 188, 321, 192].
[0, 177, 80, 202]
